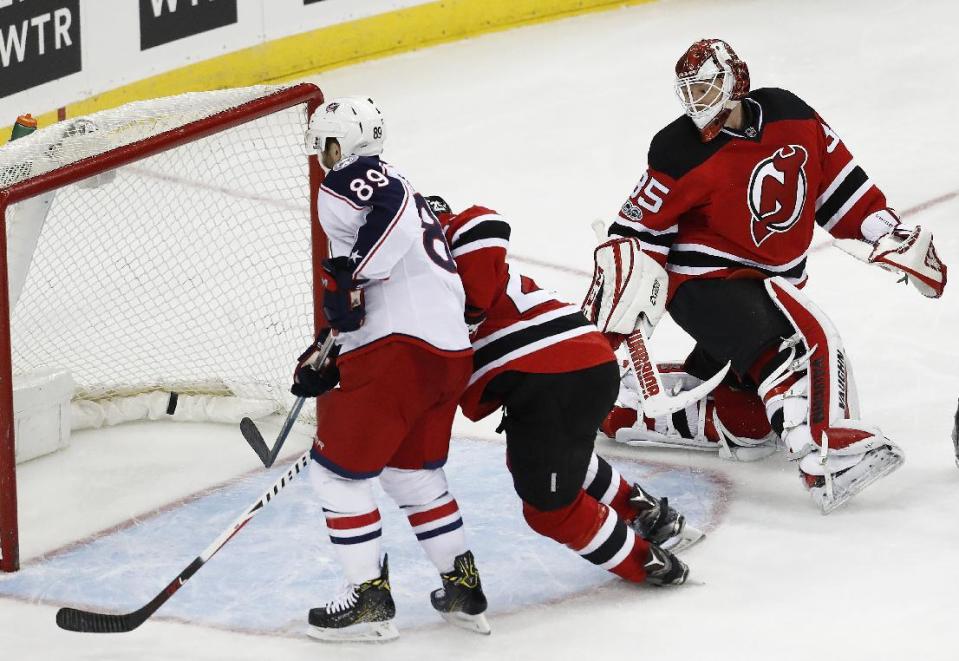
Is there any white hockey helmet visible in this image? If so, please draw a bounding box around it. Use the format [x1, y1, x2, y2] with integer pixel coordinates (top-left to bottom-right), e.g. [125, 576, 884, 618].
[674, 39, 750, 142]
[305, 96, 386, 160]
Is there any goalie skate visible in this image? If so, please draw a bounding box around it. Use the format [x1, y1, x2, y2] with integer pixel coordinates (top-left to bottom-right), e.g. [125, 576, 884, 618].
[807, 443, 905, 515]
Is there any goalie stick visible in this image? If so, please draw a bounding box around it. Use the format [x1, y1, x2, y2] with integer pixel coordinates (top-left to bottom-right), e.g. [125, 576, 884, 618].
[240, 331, 337, 468]
[56, 451, 311, 633]
[624, 326, 730, 419]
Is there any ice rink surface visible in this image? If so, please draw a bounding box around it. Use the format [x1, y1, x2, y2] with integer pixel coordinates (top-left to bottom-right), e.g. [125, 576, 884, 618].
[2, 0, 958, 659]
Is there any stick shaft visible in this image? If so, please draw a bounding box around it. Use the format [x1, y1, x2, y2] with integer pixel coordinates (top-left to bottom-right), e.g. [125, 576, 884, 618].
[265, 396, 306, 467]
[260, 331, 337, 467]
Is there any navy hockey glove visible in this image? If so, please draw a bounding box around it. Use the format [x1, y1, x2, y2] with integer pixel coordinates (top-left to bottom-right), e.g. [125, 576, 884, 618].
[321, 256, 366, 332]
[291, 329, 341, 398]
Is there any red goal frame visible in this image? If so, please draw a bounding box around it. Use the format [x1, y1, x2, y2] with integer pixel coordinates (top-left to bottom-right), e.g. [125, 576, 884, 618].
[0, 83, 327, 572]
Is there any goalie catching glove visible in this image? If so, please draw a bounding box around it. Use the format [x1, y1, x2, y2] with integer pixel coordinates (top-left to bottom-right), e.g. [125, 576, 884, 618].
[582, 236, 668, 340]
[291, 329, 340, 398]
[841, 209, 947, 298]
[869, 223, 946, 298]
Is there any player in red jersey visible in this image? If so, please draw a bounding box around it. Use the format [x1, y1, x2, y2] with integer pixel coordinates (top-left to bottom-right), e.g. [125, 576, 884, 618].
[426, 195, 694, 587]
[587, 39, 947, 513]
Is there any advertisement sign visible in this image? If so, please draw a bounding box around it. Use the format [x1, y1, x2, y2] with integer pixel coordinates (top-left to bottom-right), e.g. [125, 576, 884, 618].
[139, 0, 238, 50]
[0, 0, 81, 98]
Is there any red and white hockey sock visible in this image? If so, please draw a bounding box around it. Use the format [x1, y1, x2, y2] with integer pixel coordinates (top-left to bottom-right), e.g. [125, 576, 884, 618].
[380, 467, 467, 574]
[523, 491, 649, 583]
[402, 493, 465, 573]
[323, 508, 384, 583]
[309, 462, 383, 584]
[583, 453, 634, 522]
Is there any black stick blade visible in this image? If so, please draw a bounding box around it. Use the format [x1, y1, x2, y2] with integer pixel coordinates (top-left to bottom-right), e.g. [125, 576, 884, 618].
[56, 607, 144, 633]
[240, 417, 271, 467]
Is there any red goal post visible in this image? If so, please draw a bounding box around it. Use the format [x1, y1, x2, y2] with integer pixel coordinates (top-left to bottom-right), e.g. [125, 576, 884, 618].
[0, 83, 327, 572]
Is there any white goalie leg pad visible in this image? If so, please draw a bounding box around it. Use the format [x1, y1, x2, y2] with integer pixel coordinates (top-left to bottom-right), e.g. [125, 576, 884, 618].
[615, 363, 777, 460]
[713, 414, 779, 462]
[582, 237, 668, 335]
[380, 467, 467, 574]
[762, 278, 857, 450]
[760, 278, 904, 512]
[615, 367, 716, 451]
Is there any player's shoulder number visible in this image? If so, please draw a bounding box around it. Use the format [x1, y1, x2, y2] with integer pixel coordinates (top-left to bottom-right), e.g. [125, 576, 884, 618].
[630, 170, 671, 214]
[330, 158, 394, 203]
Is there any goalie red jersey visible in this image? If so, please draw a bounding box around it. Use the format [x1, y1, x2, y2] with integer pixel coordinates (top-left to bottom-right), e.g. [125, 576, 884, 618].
[611, 87, 895, 298]
[434, 204, 614, 421]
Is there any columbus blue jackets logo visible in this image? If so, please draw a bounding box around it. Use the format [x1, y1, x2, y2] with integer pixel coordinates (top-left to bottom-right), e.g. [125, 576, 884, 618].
[332, 155, 358, 171]
[747, 145, 808, 247]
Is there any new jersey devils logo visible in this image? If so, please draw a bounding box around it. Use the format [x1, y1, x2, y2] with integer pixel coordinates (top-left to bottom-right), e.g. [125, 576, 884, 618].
[747, 145, 808, 247]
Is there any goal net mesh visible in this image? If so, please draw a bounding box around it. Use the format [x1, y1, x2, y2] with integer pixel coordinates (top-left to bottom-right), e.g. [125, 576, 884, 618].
[1, 85, 319, 423]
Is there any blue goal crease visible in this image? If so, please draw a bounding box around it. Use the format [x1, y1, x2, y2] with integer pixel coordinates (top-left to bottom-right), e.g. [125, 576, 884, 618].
[0, 438, 726, 634]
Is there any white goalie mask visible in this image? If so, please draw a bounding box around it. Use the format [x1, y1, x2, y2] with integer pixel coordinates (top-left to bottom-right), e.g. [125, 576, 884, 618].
[673, 39, 750, 142]
[305, 96, 386, 161]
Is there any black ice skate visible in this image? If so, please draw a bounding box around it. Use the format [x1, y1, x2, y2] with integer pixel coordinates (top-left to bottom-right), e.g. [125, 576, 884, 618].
[430, 550, 491, 635]
[307, 555, 398, 642]
[629, 483, 704, 552]
[644, 542, 689, 586]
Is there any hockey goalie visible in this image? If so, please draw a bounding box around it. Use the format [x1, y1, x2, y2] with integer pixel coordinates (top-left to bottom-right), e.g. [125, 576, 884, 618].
[587, 39, 947, 514]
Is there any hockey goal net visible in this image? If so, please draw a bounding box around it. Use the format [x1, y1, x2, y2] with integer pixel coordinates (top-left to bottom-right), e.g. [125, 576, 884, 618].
[0, 83, 326, 571]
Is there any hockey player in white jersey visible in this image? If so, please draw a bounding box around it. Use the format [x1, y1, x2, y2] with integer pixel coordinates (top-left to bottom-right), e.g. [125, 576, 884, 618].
[293, 97, 488, 641]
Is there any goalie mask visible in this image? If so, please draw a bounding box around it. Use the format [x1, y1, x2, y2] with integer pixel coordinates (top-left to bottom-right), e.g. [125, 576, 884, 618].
[674, 39, 750, 142]
[305, 96, 386, 161]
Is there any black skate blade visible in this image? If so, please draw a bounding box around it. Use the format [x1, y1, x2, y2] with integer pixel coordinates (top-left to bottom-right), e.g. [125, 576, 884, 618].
[240, 417, 271, 467]
[440, 611, 491, 635]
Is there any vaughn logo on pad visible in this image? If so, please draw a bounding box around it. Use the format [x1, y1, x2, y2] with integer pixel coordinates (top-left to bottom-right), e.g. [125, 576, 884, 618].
[0, 0, 81, 97]
[139, 0, 237, 50]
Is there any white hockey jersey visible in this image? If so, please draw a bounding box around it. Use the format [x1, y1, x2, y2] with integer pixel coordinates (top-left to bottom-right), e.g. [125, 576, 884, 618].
[317, 155, 471, 357]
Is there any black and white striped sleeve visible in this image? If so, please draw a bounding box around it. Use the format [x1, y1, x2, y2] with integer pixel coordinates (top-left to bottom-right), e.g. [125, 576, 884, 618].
[447, 212, 511, 258]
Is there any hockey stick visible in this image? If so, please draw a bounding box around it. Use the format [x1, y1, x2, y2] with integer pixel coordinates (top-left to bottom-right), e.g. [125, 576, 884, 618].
[240, 396, 306, 468]
[56, 451, 311, 633]
[240, 331, 337, 468]
[625, 325, 730, 419]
